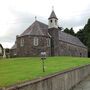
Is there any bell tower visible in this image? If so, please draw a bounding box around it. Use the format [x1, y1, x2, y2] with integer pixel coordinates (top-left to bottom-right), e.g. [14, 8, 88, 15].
[48, 10, 58, 29]
[48, 10, 59, 56]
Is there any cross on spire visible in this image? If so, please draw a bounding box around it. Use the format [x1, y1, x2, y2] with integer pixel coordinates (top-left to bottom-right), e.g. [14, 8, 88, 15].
[52, 6, 54, 11]
[35, 16, 37, 21]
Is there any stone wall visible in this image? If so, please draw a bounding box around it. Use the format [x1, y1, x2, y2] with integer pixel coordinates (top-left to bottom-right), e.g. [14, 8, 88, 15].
[16, 35, 51, 57]
[59, 40, 88, 57]
[10, 34, 88, 57]
[48, 28, 59, 56]
[1, 64, 90, 90]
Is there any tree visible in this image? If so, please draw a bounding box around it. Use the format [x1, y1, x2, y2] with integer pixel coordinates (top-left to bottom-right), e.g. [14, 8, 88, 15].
[76, 18, 90, 57]
[63, 28, 70, 34]
[83, 19, 90, 46]
[69, 27, 75, 36]
[63, 27, 75, 36]
[83, 18, 90, 33]
[76, 29, 85, 44]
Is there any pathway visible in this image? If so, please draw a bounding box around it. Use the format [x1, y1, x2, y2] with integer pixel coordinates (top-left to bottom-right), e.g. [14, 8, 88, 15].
[72, 75, 90, 90]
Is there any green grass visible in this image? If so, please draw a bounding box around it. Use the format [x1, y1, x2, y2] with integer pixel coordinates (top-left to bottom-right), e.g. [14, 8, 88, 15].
[0, 56, 90, 87]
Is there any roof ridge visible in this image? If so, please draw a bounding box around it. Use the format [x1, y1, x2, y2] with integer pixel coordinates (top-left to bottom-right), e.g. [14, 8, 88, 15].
[20, 20, 49, 37]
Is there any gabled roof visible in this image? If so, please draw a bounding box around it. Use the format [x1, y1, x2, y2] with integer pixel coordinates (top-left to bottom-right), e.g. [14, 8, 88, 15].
[59, 31, 86, 48]
[17, 20, 86, 48]
[20, 20, 49, 37]
[48, 10, 58, 19]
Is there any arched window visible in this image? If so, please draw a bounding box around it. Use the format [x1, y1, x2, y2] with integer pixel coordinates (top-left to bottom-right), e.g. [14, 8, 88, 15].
[33, 37, 39, 46]
[20, 38, 24, 47]
[50, 20, 52, 23]
[47, 38, 50, 47]
[55, 20, 57, 25]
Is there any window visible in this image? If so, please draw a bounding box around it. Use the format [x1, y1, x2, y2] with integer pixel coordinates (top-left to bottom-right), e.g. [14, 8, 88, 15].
[20, 38, 24, 47]
[33, 37, 39, 46]
[47, 38, 50, 47]
[55, 20, 57, 25]
[50, 20, 52, 23]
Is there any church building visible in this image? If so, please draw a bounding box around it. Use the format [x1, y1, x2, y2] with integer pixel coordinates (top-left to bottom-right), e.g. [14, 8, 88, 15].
[0, 44, 3, 56]
[10, 10, 88, 57]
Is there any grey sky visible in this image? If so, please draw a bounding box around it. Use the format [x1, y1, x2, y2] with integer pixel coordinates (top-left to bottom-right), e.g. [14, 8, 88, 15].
[0, 0, 90, 48]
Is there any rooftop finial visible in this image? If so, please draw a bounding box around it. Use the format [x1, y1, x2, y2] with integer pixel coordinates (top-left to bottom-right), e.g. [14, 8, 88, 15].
[35, 16, 37, 21]
[52, 6, 54, 11]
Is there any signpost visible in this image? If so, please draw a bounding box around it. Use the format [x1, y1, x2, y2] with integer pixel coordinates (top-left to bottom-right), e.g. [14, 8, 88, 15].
[40, 52, 46, 72]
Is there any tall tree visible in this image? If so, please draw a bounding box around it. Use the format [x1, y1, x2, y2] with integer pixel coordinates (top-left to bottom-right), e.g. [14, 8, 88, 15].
[63, 28, 70, 34]
[69, 27, 75, 36]
[63, 27, 75, 36]
[76, 18, 90, 57]
[76, 29, 85, 43]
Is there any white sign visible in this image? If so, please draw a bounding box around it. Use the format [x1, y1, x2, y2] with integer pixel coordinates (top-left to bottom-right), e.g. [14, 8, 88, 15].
[41, 52, 46, 59]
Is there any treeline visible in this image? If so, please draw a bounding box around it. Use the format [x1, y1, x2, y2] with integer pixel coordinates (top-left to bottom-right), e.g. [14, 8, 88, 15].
[63, 18, 90, 57]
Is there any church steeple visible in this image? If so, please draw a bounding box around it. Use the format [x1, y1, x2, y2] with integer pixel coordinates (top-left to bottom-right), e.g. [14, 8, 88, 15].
[48, 10, 58, 29]
[48, 10, 58, 20]
[48, 9, 59, 56]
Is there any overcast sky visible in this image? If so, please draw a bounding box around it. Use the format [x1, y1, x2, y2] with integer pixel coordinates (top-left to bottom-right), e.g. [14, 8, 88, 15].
[0, 0, 90, 48]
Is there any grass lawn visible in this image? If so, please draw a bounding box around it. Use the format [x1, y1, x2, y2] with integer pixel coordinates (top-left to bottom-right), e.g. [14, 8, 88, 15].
[0, 56, 90, 87]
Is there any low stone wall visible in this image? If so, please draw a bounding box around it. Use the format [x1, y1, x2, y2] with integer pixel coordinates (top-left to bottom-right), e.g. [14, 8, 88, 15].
[1, 64, 90, 90]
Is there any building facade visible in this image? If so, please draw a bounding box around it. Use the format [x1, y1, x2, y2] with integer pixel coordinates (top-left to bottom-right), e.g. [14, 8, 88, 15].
[0, 44, 3, 56]
[10, 10, 88, 57]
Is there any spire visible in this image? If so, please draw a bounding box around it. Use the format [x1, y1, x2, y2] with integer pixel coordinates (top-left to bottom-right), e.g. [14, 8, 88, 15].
[48, 9, 58, 29]
[35, 16, 37, 21]
[52, 6, 54, 11]
[48, 10, 58, 20]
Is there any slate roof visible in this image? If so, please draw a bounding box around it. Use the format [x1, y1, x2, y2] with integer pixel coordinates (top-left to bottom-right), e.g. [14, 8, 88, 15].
[48, 10, 58, 19]
[20, 20, 49, 37]
[17, 20, 86, 48]
[59, 31, 86, 48]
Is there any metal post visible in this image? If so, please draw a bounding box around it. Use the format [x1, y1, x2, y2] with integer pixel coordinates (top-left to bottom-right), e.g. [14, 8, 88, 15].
[40, 52, 46, 72]
[42, 58, 45, 72]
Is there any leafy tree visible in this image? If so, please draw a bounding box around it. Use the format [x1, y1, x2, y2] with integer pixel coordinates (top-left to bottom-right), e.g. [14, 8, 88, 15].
[83, 18, 90, 33]
[76, 29, 85, 43]
[63, 27, 75, 36]
[63, 28, 70, 33]
[76, 18, 90, 57]
[69, 27, 75, 36]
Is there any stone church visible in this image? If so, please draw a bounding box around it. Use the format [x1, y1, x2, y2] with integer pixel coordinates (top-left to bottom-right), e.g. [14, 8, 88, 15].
[10, 10, 88, 57]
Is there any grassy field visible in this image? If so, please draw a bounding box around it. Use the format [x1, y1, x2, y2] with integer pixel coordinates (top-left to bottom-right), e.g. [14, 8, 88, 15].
[0, 56, 90, 87]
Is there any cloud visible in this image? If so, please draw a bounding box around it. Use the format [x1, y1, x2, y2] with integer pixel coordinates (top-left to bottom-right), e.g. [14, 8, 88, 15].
[0, 9, 47, 48]
[0, 10, 34, 48]
[59, 7, 90, 30]
[0, 0, 90, 48]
